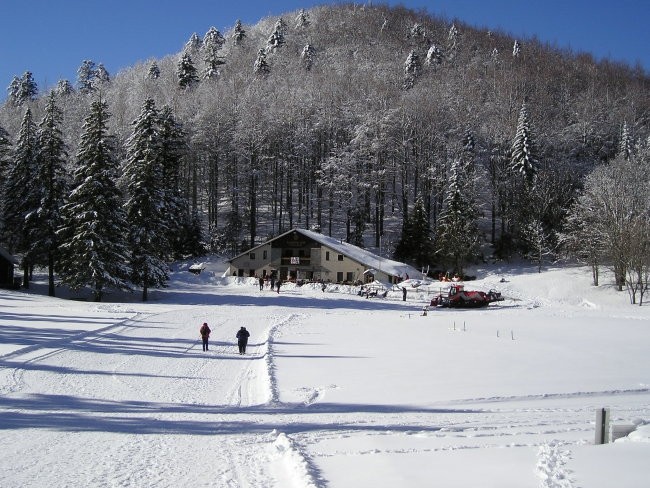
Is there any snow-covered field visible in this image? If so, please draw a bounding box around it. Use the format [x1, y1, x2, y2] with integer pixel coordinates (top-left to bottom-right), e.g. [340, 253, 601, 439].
[1, 258, 649, 487]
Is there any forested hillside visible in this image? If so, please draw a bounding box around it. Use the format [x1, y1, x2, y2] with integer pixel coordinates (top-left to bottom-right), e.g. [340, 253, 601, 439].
[1, 4, 649, 299]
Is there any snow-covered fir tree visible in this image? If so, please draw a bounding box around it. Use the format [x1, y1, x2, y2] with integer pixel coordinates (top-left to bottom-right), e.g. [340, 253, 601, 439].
[2, 109, 40, 287]
[157, 105, 203, 258]
[266, 19, 286, 52]
[94, 63, 110, 85]
[32, 93, 68, 296]
[254, 49, 270, 75]
[232, 19, 246, 45]
[177, 53, 199, 89]
[511, 103, 538, 186]
[202, 27, 226, 79]
[425, 44, 444, 66]
[8, 72, 38, 106]
[54, 79, 74, 96]
[295, 9, 310, 28]
[0, 124, 11, 192]
[513, 40, 521, 58]
[77, 60, 97, 93]
[57, 99, 131, 302]
[446, 23, 459, 61]
[619, 122, 632, 160]
[184, 33, 202, 54]
[403, 50, 421, 89]
[435, 157, 480, 276]
[301, 44, 316, 70]
[147, 61, 160, 80]
[123, 98, 169, 301]
[394, 195, 435, 268]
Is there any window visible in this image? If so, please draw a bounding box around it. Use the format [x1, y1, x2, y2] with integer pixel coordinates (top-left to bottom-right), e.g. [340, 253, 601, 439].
[346, 272, 354, 282]
[337, 272, 344, 282]
[249, 252, 255, 260]
[338, 254, 344, 261]
[263, 250, 267, 259]
[325, 251, 330, 261]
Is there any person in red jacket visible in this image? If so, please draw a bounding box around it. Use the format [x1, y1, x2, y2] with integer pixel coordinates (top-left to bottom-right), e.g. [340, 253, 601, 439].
[199, 322, 211, 351]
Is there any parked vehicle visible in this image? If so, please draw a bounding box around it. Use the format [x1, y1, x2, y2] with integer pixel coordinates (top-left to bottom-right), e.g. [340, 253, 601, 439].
[430, 284, 503, 308]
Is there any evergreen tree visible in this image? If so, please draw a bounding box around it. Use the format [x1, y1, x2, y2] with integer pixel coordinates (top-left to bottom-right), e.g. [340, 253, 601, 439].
[254, 49, 270, 76]
[425, 44, 444, 66]
[8, 72, 38, 106]
[619, 122, 632, 160]
[184, 33, 202, 54]
[124, 98, 169, 301]
[77, 60, 97, 93]
[511, 103, 538, 186]
[403, 50, 421, 89]
[157, 105, 202, 258]
[0, 124, 11, 193]
[147, 61, 160, 80]
[2, 109, 40, 287]
[512, 40, 521, 58]
[177, 53, 199, 89]
[94, 63, 110, 85]
[32, 93, 68, 296]
[202, 27, 226, 79]
[295, 9, 310, 28]
[435, 158, 480, 276]
[232, 20, 246, 45]
[266, 19, 286, 52]
[58, 99, 131, 301]
[446, 23, 459, 61]
[55, 79, 74, 96]
[301, 44, 316, 70]
[394, 195, 434, 268]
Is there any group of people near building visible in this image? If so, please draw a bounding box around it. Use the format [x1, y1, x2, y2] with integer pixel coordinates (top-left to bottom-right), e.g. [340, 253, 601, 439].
[199, 323, 250, 355]
[258, 275, 282, 293]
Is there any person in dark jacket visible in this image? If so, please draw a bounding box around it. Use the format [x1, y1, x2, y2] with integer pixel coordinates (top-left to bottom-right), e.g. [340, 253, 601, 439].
[259, 276, 264, 290]
[199, 322, 211, 351]
[236, 326, 250, 355]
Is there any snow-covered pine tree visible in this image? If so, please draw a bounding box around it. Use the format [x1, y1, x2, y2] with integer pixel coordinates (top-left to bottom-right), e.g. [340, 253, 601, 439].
[2, 109, 40, 287]
[123, 98, 169, 301]
[184, 33, 202, 54]
[435, 157, 480, 276]
[8, 72, 38, 106]
[295, 9, 310, 28]
[157, 105, 203, 258]
[266, 19, 286, 52]
[177, 53, 199, 89]
[394, 195, 435, 268]
[446, 23, 459, 61]
[54, 79, 74, 96]
[147, 61, 160, 80]
[619, 122, 632, 160]
[32, 93, 68, 296]
[403, 50, 421, 89]
[57, 99, 131, 301]
[94, 63, 110, 86]
[77, 60, 97, 93]
[301, 44, 316, 70]
[512, 40, 521, 58]
[202, 27, 226, 79]
[232, 20, 246, 45]
[0, 124, 11, 192]
[254, 49, 270, 75]
[511, 103, 538, 186]
[425, 44, 444, 66]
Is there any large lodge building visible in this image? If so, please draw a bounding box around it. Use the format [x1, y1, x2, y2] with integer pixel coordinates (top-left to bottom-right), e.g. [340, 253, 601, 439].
[227, 228, 419, 285]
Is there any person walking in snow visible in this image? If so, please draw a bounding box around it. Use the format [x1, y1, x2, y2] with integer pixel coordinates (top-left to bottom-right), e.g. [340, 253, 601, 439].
[236, 326, 250, 355]
[402, 286, 407, 301]
[259, 276, 264, 291]
[199, 322, 211, 352]
[276, 279, 282, 293]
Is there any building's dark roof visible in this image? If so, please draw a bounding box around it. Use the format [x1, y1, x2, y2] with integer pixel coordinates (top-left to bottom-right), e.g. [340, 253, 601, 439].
[0, 246, 18, 264]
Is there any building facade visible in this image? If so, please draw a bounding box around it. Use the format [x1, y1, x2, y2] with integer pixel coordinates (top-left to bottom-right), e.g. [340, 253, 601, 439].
[227, 228, 419, 285]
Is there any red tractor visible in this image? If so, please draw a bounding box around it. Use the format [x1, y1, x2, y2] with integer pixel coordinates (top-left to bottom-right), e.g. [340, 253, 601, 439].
[430, 283, 503, 308]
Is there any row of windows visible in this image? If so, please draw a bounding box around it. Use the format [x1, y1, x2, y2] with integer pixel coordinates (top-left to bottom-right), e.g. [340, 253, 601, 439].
[249, 250, 344, 261]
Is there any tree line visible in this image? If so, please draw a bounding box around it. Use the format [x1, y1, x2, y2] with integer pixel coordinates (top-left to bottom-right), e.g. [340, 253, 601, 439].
[0, 4, 648, 302]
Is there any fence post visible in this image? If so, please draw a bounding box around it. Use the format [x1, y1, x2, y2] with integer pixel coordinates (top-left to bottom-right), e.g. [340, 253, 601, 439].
[595, 408, 610, 444]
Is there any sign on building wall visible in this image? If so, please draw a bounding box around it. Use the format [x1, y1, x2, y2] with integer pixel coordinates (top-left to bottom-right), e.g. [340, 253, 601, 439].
[290, 256, 300, 264]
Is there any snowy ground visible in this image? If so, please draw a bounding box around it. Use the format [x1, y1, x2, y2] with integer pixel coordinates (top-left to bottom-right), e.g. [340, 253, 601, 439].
[1, 258, 649, 487]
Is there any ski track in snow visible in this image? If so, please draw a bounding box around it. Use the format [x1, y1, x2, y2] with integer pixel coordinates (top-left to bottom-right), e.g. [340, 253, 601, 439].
[1, 277, 649, 487]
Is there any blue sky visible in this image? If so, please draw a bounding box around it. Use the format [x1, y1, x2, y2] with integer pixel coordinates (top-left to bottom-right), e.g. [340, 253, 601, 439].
[1, 0, 648, 97]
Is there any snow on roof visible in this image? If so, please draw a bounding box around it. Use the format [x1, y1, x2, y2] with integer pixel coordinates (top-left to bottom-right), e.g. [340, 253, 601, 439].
[0, 246, 18, 264]
[230, 228, 420, 279]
